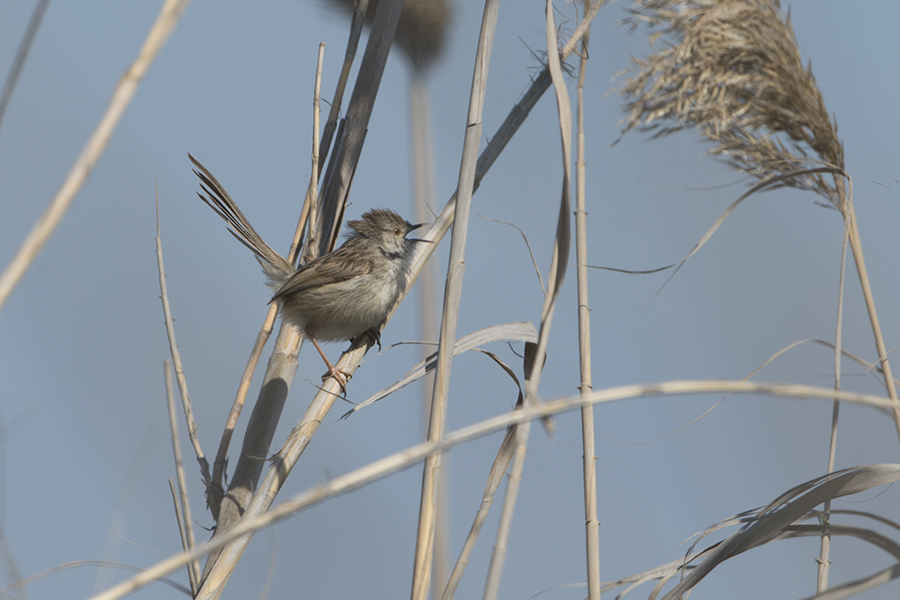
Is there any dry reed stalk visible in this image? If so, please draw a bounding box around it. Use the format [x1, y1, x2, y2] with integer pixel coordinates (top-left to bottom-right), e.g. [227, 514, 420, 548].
[164, 361, 199, 594]
[302, 44, 325, 264]
[317, 1, 406, 250]
[411, 0, 499, 597]
[198, 43, 327, 582]
[327, 0, 451, 71]
[618, 0, 900, 440]
[574, 1, 600, 597]
[441, 424, 517, 600]
[88, 380, 897, 600]
[482, 421, 529, 600]
[818, 218, 850, 592]
[204, 21, 358, 512]
[156, 194, 212, 495]
[434, 335, 535, 600]
[317, 0, 369, 172]
[400, 0, 450, 582]
[410, 75, 450, 598]
[0, 0, 190, 313]
[166, 480, 190, 585]
[410, 80, 438, 333]
[0, 0, 50, 134]
[483, 1, 577, 596]
[207, 305, 277, 514]
[844, 214, 900, 436]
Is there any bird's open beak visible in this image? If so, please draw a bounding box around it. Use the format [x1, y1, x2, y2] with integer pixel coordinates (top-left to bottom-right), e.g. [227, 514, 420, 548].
[407, 222, 433, 243]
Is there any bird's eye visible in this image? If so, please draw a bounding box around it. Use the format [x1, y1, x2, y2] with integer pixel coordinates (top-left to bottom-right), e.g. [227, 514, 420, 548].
[394, 227, 401, 235]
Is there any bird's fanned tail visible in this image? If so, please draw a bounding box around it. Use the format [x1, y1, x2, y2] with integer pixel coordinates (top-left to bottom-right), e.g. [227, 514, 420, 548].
[189, 153, 293, 288]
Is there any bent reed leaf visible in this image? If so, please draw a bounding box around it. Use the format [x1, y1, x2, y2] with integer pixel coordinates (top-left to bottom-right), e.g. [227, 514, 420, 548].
[343, 322, 538, 418]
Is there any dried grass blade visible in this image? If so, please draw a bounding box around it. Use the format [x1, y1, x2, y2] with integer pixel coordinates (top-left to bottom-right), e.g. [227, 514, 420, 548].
[830, 509, 900, 532]
[601, 520, 900, 600]
[661, 464, 900, 600]
[782, 524, 900, 561]
[654, 167, 846, 294]
[343, 322, 537, 418]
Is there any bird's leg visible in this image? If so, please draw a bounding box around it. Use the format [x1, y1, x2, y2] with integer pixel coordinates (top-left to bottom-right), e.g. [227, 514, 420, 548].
[307, 333, 350, 392]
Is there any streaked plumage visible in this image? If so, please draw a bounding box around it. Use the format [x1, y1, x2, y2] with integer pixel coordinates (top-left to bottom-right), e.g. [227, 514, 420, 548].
[190, 154, 426, 390]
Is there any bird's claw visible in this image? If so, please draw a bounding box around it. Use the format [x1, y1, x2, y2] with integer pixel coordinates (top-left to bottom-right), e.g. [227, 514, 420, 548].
[322, 367, 351, 393]
[363, 328, 382, 351]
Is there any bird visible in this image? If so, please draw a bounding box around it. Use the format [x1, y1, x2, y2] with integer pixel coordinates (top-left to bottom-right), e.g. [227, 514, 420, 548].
[189, 154, 428, 391]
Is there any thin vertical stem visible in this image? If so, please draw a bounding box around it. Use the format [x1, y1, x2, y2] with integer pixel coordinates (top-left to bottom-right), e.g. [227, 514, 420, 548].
[410, 74, 449, 599]
[165, 362, 200, 593]
[483, 1, 577, 596]
[156, 191, 212, 491]
[167, 479, 189, 576]
[482, 420, 530, 600]
[574, 2, 600, 596]
[411, 2, 501, 598]
[817, 219, 849, 593]
[440, 424, 517, 600]
[846, 204, 900, 442]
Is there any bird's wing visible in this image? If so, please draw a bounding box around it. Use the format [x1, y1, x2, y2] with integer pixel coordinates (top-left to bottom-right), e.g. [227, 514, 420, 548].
[271, 247, 372, 300]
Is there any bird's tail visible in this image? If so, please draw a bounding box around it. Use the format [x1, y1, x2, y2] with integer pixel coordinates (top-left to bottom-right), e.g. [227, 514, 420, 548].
[189, 154, 293, 290]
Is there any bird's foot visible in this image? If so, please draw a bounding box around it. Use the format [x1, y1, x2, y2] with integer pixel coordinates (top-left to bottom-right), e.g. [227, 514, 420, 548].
[321, 366, 351, 393]
[361, 327, 382, 351]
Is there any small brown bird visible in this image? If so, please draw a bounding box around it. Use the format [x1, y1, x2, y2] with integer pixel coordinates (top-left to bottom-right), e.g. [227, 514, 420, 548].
[190, 155, 428, 391]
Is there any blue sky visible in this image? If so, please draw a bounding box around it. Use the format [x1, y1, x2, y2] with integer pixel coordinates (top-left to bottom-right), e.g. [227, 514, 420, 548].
[1, 1, 900, 599]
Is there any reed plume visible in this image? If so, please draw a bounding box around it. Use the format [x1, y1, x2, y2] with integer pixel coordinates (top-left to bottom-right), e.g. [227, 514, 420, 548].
[619, 0, 845, 208]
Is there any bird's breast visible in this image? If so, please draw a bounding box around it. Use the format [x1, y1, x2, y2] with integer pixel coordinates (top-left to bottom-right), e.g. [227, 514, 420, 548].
[280, 261, 406, 342]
